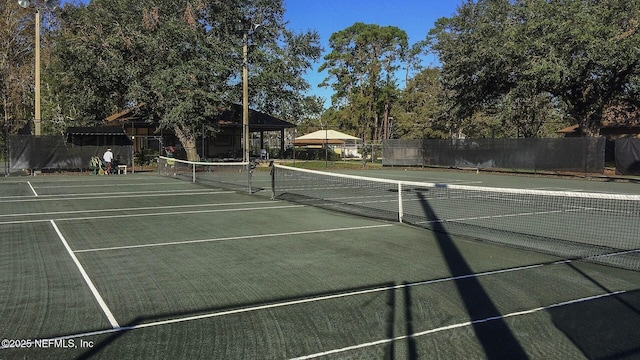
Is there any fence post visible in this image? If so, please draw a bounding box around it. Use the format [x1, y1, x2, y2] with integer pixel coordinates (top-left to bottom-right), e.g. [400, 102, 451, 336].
[398, 182, 403, 223]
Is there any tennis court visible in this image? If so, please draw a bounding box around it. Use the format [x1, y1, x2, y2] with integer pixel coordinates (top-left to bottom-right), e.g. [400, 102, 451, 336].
[2, 166, 640, 359]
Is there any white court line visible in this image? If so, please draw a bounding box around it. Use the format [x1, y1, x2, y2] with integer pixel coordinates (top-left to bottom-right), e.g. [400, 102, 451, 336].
[27, 181, 38, 196]
[0, 175, 157, 184]
[410, 208, 584, 226]
[1, 259, 625, 353]
[530, 187, 625, 194]
[0, 189, 233, 203]
[73, 224, 395, 253]
[355, 172, 484, 185]
[0, 200, 274, 219]
[49, 220, 120, 329]
[32, 182, 180, 189]
[290, 290, 627, 359]
[0, 204, 305, 226]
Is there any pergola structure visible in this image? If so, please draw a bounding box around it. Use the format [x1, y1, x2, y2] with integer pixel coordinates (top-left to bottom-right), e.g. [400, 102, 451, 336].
[102, 104, 295, 160]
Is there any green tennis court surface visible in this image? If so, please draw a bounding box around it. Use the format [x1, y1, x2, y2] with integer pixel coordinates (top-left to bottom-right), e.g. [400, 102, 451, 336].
[2, 170, 640, 359]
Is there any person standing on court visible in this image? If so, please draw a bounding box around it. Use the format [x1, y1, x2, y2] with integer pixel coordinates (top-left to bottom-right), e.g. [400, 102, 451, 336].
[103, 148, 114, 175]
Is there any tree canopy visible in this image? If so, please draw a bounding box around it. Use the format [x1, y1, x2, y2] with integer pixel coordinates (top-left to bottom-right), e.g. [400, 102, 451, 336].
[429, 0, 640, 137]
[49, 0, 320, 160]
[319, 22, 410, 142]
[6, 0, 640, 158]
[392, 68, 448, 139]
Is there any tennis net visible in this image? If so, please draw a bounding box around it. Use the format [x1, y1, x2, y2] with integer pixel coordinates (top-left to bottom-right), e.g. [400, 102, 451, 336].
[158, 156, 252, 193]
[271, 164, 640, 271]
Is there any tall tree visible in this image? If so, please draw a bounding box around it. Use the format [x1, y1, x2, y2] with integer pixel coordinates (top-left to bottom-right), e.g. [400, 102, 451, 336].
[319, 22, 408, 142]
[429, 0, 640, 137]
[393, 67, 448, 139]
[51, 0, 321, 160]
[1, 0, 59, 137]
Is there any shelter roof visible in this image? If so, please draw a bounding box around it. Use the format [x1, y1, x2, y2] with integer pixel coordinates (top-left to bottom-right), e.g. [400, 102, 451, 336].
[67, 126, 128, 136]
[558, 121, 640, 135]
[105, 103, 294, 132]
[216, 104, 295, 131]
[105, 103, 146, 123]
[295, 130, 360, 141]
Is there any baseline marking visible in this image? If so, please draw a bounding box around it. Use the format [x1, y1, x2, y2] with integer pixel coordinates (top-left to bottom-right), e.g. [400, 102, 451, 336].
[49, 220, 120, 329]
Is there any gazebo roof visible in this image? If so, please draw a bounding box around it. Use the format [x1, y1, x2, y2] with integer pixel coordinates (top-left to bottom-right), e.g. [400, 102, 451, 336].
[295, 130, 360, 141]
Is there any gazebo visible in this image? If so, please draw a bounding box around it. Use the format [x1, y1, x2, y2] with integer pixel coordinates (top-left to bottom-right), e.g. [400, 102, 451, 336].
[293, 130, 361, 158]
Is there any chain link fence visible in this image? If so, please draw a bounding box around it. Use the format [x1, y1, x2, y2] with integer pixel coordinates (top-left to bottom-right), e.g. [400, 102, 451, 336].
[384, 137, 607, 174]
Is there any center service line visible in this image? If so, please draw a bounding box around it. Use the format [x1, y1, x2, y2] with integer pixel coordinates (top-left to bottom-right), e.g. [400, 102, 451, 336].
[27, 181, 38, 196]
[49, 220, 120, 329]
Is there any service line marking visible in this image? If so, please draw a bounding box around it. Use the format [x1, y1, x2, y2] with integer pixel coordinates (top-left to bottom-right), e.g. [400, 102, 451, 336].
[50, 220, 120, 329]
[27, 181, 38, 196]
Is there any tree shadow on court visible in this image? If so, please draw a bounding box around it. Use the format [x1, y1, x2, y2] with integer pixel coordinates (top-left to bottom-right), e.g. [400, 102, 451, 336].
[414, 192, 528, 359]
[548, 263, 640, 359]
[75, 282, 399, 359]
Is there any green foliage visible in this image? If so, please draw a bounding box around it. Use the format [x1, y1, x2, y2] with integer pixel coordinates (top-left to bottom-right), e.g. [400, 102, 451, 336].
[292, 95, 325, 135]
[48, 0, 321, 160]
[290, 148, 340, 161]
[1, 0, 61, 135]
[429, 0, 640, 137]
[135, 147, 158, 166]
[392, 68, 449, 139]
[319, 22, 409, 142]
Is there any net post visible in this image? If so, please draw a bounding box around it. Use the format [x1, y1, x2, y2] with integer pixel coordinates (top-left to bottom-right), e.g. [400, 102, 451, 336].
[398, 182, 403, 223]
[192, 162, 196, 183]
[247, 162, 252, 194]
[269, 161, 275, 200]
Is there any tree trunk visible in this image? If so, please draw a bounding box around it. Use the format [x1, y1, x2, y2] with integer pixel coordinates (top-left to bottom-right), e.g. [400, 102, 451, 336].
[578, 117, 600, 137]
[173, 126, 200, 161]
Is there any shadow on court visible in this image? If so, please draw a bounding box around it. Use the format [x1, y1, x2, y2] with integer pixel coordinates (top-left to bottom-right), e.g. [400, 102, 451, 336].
[75, 282, 398, 359]
[549, 264, 640, 359]
[415, 192, 528, 359]
[414, 192, 640, 360]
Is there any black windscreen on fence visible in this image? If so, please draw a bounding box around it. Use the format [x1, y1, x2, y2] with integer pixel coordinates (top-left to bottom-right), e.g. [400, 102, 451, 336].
[615, 138, 640, 175]
[383, 137, 606, 173]
[8, 135, 132, 173]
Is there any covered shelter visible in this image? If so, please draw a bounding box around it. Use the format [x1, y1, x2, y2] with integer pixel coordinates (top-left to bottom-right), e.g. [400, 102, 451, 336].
[293, 130, 361, 158]
[214, 105, 296, 159]
[557, 122, 640, 138]
[104, 103, 295, 160]
[66, 126, 132, 147]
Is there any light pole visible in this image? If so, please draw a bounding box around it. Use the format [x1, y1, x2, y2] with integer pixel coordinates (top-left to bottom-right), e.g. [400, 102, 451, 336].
[241, 28, 249, 163]
[18, 0, 41, 136]
[319, 120, 328, 168]
[236, 19, 261, 163]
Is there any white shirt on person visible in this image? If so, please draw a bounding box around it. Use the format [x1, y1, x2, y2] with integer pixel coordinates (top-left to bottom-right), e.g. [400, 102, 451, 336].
[103, 150, 114, 163]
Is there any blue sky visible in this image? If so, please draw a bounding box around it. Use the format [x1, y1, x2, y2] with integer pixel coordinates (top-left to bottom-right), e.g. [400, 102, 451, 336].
[61, 0, 463, 106]
[284, 0, 462, 104]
